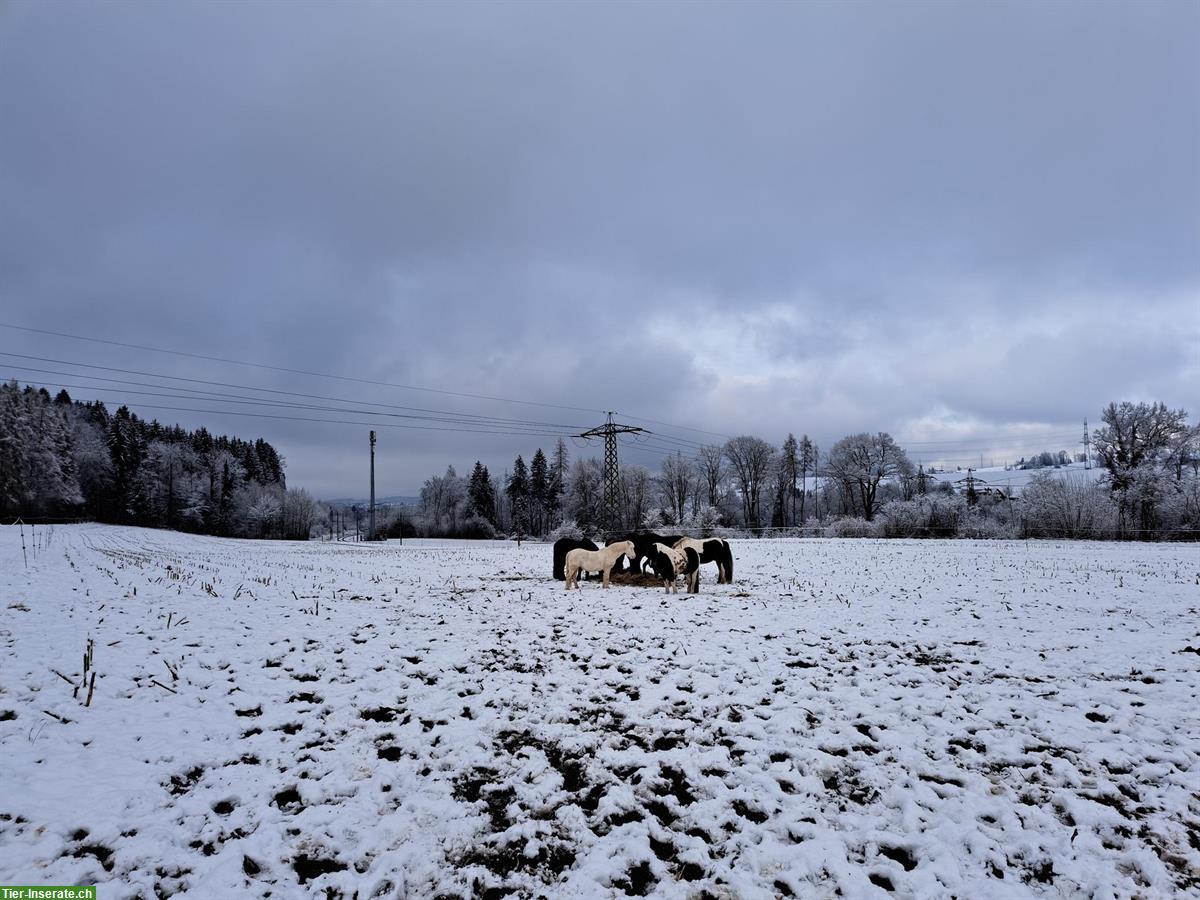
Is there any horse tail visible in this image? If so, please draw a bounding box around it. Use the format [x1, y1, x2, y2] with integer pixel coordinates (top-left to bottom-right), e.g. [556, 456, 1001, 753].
[722, 540, 734, 583]
[683, 547, 700, 576]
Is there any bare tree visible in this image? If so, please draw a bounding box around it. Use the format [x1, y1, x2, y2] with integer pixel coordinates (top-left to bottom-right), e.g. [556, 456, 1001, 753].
[697, 444, 725, 509]
[825, 432, 913, 521]
[658, 452, 695, 525]
[723, 436, 776, 529]
[620, 464, 652, 530]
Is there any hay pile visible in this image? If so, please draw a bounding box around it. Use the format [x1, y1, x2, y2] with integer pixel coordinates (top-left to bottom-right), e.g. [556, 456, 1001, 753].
[605, 570, 664, 587]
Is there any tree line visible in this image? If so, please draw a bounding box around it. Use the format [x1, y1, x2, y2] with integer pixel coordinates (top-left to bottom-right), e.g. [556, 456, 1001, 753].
[0, 382, 320, 539]
[5, 380, 1196, 542]
[408, 401, 1200, 541]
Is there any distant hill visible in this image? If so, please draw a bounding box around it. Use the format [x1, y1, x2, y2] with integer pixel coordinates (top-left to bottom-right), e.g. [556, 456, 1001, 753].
[323, 495, 421, 508]
[790, 461, 1108, 498]
[923, 461, 1107, 496]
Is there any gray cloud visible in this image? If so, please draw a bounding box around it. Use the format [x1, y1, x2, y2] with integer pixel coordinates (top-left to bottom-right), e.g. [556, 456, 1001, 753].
[1, 0, 1196, 496]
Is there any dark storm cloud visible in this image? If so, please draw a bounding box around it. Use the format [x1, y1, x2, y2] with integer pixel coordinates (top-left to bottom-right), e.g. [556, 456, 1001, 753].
[0, 0, 1196, 495]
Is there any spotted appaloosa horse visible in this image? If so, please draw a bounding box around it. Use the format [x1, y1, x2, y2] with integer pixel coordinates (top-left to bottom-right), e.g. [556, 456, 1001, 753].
[564, 541, 637, 589]
[553, 537, 599, 580]
[648, 542, 701, 593]
[673, 537, 733, 584]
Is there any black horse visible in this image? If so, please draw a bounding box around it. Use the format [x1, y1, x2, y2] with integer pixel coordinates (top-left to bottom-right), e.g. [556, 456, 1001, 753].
[552, 537, 599, 580]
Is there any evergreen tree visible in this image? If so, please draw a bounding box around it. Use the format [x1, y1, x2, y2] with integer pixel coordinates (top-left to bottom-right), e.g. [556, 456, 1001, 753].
[781, 433, 799, 527]
[798, 436, 815, 524]
[506, 455, 530, 536]
[468, 461, 496, 524]
[549, 438, 569, 526]
[530, 448, 549, 536]
[218, 461, 236, 536]
[107, 406, 145, 522]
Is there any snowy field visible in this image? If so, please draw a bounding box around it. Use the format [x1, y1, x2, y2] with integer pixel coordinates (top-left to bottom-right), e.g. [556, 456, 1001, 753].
[1, 525, 1198, 899]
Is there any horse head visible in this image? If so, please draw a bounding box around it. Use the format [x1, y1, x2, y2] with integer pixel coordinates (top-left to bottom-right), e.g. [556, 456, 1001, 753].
[622, 540, 636, 560]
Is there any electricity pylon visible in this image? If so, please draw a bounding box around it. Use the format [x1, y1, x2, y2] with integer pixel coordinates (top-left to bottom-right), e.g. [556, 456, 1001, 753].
[578, 412, 647, 533]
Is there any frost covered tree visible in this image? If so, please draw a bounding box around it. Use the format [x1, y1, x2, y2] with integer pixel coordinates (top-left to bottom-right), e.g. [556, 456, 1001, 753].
[529, 449, 550, 536]
[620, 464, 652, 530]
[506, 455, 530, 536]
[723, 436, 776, 529]
[467, 461, 496, 525]
[658, 452, 694, 525]
[780, 434, 798, 527]
[825, 432, 913, 522]
[696, 445, 725, 510]
[550, 438, 569, 525]
[280, 488, 321, 540]
[798, 435, 815, 524]
[1093, 401, 1192, 535]
[566, 458, 604, 535]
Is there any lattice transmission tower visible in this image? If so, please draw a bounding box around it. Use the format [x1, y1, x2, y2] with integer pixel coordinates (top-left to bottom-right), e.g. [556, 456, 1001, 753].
[577, 412, 647, 534]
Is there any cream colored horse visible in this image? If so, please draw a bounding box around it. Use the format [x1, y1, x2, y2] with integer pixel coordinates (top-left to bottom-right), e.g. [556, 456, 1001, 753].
[564, 540, 636, 589]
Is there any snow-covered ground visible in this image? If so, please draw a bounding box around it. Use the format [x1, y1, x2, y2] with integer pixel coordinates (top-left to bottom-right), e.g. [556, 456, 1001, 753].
[1, 525, 1198, 899]
[922, 462, 1108, 497]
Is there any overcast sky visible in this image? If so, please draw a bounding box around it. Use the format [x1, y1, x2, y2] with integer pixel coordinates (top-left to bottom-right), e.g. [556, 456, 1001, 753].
[1, 0, 1197, 498]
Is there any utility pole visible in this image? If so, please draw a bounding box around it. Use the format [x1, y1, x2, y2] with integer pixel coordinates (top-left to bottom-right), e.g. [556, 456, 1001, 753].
[577, 412, 647, 534]
[1082, 419, 1091, 469]
[369, 430, 377, 541]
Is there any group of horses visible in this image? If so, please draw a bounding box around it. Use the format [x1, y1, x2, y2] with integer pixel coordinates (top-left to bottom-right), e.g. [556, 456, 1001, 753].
[553, 532, 734, 594]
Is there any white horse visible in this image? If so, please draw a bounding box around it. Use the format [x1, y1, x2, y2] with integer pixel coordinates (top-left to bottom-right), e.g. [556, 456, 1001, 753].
[564, 540, 636, 589]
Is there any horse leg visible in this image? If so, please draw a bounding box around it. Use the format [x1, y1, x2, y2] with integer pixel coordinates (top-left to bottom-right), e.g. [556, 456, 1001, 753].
[602, 566, 611, 588]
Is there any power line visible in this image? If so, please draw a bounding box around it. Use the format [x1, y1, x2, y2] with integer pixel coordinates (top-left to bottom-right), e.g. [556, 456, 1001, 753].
[0, 321, 607, 415]
[22, 393, 579, 438]
[0, 355, 591, 430]
[0, 322, 740, 451]
[2, 375, 603, 437]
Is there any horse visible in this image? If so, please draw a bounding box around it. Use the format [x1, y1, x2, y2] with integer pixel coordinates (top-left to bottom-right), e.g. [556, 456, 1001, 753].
[564, 541, 637, 589]
[673, 537, 734, 584]
[553, 537, 599, 580]
[610, 532, 685, 575]
[648, 542, 701, 593]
